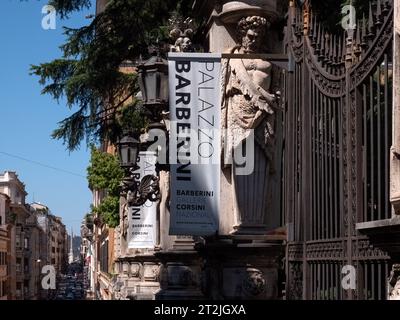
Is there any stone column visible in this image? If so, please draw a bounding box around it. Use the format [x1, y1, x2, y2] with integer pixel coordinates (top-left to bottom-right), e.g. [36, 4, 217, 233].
[391, 0, 400, 215]
[112, 157, 162, 300]
[196, 0, 286, 299]
[200, 241, 283, 299]
[154, 171, 204, 300]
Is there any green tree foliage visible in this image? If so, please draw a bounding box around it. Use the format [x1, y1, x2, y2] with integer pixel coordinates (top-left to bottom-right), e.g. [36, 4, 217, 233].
[87, 146, 123, 194]
[48, 0, 92, 18]
[34, 0, 368, 151]
[31, 0, 191, 151]
[92, 196, 120, 228]
[87, 146, 124, 227]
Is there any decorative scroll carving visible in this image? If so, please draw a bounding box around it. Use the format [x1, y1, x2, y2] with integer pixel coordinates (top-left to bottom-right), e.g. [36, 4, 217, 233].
[354, 239, 389, 259]
[287, 262, 302, 300]
[304, 44, 345, 98]
[168, 16, 196, 53]
[288, 244, 303, 261]
[389, 264, 400, 300]
[306, 241, 344, 260]
[242, 268, 267, 297]
[350, 8, 394, 89]
[349, 90, 357, 236]
[290, 41, 304, 63]
[342, 91, 349, 237]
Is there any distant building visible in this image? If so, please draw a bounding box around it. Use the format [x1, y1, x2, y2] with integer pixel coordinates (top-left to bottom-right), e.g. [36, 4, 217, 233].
[68, 229, 74, 264]
[0, 193, 10, 300]
[0, 172, 68, 300]
[0, 172, 30, 300]
[24, 212, 42, 300]
[31, 203, 68, 275]
[67, 231, 82, 263]
[73, 236, 81, 261]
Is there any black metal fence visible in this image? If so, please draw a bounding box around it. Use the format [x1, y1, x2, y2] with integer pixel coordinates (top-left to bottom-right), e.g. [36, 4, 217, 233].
[284, 0, 393, 300]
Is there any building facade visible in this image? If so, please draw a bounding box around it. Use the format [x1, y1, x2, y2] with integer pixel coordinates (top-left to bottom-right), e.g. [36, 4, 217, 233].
[0, 171, 30, 299]
[24, 212, 42, 300]
[0, 173, 68, 300]
[0, 193, 10, 300]
[31, 203, 68, 276]
[87, 0, 400, 300]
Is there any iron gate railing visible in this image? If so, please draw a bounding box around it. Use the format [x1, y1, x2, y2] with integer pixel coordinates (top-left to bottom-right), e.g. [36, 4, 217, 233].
[284, 0, 393, 300]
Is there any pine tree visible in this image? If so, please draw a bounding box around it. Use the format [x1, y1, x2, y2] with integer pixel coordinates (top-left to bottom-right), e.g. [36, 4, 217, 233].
[31, 0, 191, 150]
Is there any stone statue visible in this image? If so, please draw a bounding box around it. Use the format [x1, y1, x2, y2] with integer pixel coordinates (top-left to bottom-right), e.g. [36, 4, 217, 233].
[169, 17, 195, 53]
[221, 16, 280, 234]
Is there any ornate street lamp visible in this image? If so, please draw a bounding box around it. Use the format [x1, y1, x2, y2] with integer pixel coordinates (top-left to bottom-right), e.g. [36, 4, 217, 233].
[117, 132, 160, 207]
[137, 52, 169, 122]
[137, 50, 170, 169]
[117, 134, 140, 170]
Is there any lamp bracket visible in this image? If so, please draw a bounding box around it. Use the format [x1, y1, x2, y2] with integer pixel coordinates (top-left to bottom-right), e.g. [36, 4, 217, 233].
[121, 173, 160, 207]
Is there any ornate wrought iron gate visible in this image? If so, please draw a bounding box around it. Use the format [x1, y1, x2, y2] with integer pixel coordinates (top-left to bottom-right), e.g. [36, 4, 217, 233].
[284, 0, 394, 299]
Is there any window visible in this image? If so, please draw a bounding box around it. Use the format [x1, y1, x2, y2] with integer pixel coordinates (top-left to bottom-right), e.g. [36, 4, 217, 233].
[16, 258, 21, 272]
[24, 238, 29, 249]
[100, 239, 109, 273]
[16, 282, 21, 298]
[16, 236, 21, 249]
[0, 215, 2, 225]
[0, 252, 7, 266]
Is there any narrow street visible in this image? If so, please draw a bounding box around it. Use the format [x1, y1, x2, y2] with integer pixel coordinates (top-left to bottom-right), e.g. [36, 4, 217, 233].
[55, 262, 85, 300]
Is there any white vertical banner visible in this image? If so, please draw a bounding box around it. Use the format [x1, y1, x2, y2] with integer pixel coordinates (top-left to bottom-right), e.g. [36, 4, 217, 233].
[128, 151, 158, 248]
[168, 52, 221, 236]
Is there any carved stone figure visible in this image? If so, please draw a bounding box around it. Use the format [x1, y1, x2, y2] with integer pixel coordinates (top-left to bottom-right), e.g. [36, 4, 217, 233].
[388, 264, 400, 300]
[169, 17, 195, 53]
[242, 268, 267, 296]
[221, 15, 280, 234]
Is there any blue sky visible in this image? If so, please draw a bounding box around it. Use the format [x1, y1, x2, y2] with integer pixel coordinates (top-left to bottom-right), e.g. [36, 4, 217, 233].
[0, 0, 96, 235]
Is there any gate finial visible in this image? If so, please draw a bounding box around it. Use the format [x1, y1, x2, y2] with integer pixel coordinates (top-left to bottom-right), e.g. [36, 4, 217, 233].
[303, 0, 310, 36]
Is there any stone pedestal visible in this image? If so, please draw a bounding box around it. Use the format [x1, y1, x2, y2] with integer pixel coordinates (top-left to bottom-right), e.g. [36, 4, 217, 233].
[199, 238, 284, 299]
[154, 251, 204, 300]
[113, 255, 161, 300]
[392, 0, 400, 215]
[190, 0, 286, 301]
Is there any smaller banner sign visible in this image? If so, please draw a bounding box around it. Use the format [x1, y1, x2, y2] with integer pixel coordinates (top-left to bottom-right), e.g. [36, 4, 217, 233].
[128, 151, 158, 249]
